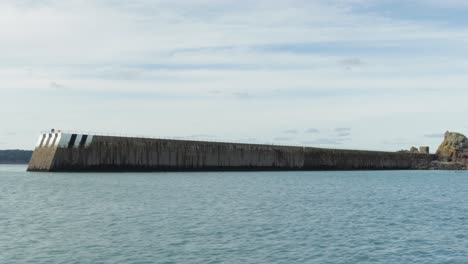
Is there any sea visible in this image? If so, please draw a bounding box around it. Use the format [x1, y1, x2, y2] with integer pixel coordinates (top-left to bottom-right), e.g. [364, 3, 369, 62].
[0, 165, 467, 264]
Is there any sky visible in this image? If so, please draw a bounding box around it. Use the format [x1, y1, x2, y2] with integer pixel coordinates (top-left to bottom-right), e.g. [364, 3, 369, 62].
[1, 0, 468, 151]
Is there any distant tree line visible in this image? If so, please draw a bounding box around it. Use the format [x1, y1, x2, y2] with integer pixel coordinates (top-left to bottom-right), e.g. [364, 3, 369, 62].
[0, 150, 33, 164]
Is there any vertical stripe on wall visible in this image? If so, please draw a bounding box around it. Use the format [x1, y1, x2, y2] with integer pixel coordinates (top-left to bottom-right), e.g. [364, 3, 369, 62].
[50, 133, 59, 146]
[79, 135, 88, 148]
[85, 135, 94, 147]
[54, 133, 62, 147]
[58, 133, 71, 148]
[68, 134, 77, 148]
[37, 134, 46, 148]
[35, 133, 94, 149]
[74, 135, 83, 148]
[44, 134, 53, 147]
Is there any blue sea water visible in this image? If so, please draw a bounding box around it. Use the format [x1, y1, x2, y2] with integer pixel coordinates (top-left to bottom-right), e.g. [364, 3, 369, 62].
[0, 165, 467, 263]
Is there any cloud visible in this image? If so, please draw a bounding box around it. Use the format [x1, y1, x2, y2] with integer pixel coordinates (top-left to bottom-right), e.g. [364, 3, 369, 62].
[186, 134, 217, 141]
[301, 128, 352, 146]
[274, 136, 294, 141]
[284, 129, 298, 134]
[305, 128, 320, 133]
[423, 0, 468, 9]
[382, 138, 413, 145]
[339, 58, 363, 69]
[50, 81, 67, 90]
[232, 92, 254, 99]
[424, 133, 445, 138]
[334, 127, 351, 138]
[335, 127, 351, 132]
[337, 132, 351, 137]
[2, 0, 468, 151]
[190, 134, 215, 138]
[301, 138, 343, 145]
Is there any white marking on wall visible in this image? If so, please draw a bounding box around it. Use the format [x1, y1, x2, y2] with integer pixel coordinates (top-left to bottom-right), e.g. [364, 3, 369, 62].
[44, 133, 53, 147]
[85, 135, 94, 147]
[50, 133, 56, 147]
[35, 133, 94, 149]
[50, 133, 59, 146]
[53, 133, 62, 147]
[58, 133, 71, 148]
[74, 134, 83, 148]
[40, 134, 47, 147]
[36, 134, 45, 148]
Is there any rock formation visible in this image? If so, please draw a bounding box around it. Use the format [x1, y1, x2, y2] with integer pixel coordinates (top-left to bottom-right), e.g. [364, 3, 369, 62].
[409, 147, 419, 153]
[436, 131, 468, 162]
[429, 160, 466, 170]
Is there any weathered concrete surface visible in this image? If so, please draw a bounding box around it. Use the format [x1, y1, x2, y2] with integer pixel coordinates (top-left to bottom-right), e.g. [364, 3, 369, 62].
[28, 147, 57, 171]
[302, 148, 433, 170]
[27, 134, 436, 172]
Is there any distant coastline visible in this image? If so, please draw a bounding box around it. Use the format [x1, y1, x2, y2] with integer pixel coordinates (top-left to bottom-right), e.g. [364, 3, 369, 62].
[0, 150, 32, 164]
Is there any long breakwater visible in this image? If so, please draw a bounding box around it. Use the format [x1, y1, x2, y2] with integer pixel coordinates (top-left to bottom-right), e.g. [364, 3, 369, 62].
[27, 132, 436, 172]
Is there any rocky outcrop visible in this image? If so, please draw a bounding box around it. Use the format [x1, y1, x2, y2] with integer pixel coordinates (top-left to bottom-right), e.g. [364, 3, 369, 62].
[409, 147, 419, 153]
[436, 131, 468, 162]
[398, 146, 421, 153]
[429, 160, 467, 170]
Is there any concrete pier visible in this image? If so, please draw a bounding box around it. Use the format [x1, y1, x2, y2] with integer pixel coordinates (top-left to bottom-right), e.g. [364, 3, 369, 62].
[28, 132, 436, 172]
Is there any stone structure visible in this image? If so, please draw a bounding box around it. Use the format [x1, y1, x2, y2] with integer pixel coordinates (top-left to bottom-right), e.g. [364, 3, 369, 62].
[410, 147, 419, 153]
[28, 131, 436, 172]
[419, 146, 429, 154]
[436, 131, 468, 162]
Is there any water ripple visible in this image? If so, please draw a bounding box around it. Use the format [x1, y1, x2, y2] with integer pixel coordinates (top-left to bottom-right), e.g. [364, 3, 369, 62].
[0, 165, 467, 263]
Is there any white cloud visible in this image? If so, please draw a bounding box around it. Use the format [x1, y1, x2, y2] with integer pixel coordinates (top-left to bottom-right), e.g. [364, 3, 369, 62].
[0, 0, 467, 150]
[422, 0, 468, 8]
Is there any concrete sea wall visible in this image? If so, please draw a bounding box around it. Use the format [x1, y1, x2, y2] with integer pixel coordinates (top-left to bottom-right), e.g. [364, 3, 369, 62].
[28, 132, 436, 172]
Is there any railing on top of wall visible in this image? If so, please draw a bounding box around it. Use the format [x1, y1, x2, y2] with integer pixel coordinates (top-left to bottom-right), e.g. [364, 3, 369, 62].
[39, 130, 307, 148]
[37, 130, 411, 153]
